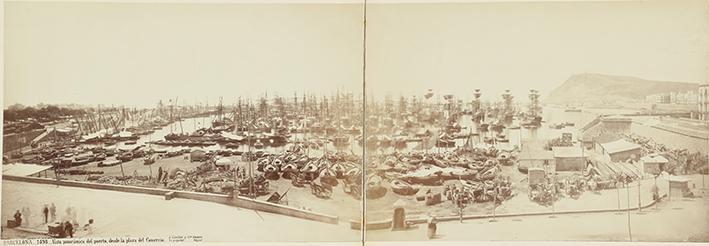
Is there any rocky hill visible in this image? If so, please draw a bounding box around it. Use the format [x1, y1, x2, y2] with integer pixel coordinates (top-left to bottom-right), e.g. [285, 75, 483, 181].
[546, 73, 700, 105]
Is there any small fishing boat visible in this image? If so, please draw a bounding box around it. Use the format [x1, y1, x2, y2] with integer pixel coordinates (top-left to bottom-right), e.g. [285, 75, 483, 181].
[224, 142, 239, 149]
[319, 168, 338, 187]
[117, 152, 133, 162]
[254, 140, 265, 149]
[72, 155, 93, 166]
[256, 158, 270, 172]
[144, 154, 158, 165]
[98, 158, 121, 167]
[366, 175, 387, 199]
[263, 163, 280, 180]
[333, 134, 350, 147]
[280, 163, 298, 179]
[330, 162, 347, 179]
[390, 179, 419, 196]
[441, 168, 477, 180]
[301, 162, 320, 181]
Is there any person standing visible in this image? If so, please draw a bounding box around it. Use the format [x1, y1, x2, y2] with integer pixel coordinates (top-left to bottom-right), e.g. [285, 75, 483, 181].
[21, 207, 28, 226]
[50, 203, 57, 222]
[42, 205, 49, 223]
[64, 221, 74, 238]
[13, 210, 22, 227]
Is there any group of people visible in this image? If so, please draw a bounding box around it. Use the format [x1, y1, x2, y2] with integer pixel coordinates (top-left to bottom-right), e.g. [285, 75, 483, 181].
[12, 203, 57, 228]
[10, 203, 95, 238]
[52, 219, 93, 238]
[443, 177, 514, 207]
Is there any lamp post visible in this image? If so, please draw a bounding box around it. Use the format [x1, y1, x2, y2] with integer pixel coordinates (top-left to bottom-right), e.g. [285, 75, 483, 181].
[490, 186, 498, 222]
[627, 180, 632, 241]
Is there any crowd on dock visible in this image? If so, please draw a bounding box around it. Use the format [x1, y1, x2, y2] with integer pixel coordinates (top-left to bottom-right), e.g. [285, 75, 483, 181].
[8, 203, 94, 238]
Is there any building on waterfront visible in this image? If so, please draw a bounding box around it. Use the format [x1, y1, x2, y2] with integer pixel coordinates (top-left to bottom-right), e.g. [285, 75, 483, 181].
[666, 175, 691, 198]
[640, 154, 669, 175]
[598, 139, 642, 162]
[527, 167, 546, 186]
[699, 83, 709, 121]
[645, 90, 699, 105]
[551, 146, 588, 171]
[518, 150, 554, 172]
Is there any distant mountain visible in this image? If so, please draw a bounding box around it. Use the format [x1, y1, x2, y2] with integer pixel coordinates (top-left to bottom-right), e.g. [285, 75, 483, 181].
[546, 73, 700, 105]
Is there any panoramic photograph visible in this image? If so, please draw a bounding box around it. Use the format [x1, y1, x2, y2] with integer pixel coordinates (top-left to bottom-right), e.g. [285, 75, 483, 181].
[2, 0, 708, 245]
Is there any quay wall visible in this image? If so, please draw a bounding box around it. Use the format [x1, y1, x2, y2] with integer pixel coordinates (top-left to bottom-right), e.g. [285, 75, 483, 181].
[231, 196, 339, 224]
[2, 175, 338, 225]
[349, 220, 392, 230]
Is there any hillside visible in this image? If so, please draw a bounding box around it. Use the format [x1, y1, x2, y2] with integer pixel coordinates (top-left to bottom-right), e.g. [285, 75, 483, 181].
[546, 73, 700, 105]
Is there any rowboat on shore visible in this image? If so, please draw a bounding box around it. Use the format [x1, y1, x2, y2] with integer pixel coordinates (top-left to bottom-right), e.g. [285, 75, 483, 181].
[390, 179, 419, 196]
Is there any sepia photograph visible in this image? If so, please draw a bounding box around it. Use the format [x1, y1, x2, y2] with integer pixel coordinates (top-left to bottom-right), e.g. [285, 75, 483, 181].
[2, 0, 708, 245]
[2, 0, 364, 243]
[363, 0, 708, 242]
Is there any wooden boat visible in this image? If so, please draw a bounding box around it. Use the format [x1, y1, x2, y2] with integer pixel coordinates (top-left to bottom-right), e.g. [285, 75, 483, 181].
[390, 179, 419, 196]
[310, 178, 333, 199]
[224, 142, 240, 149]
[117, 152, 133, 162]
[98, 159, 122, 167]
[256, 158, 270, 172]
[366, 175, 387, 199]
[333, 135, 350, 147]
[402, 172, 443, 186]
[280, 163, 298, 179]
[319, 168, 338, 187]
[441, 169, 477, 180]
[301, 162, 320, 181]
[330, 162, 347, 179]
[263, 163, 280, 180]
[497, 151, 512, 165]
[254, 140, 265, 149]
[72, 155, 93, 166]
[144, 154, 158, 165]
[476, 166, 499, 181]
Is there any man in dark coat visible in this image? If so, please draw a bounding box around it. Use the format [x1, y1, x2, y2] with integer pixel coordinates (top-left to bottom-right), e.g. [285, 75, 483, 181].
[13, 210, 22, 227]
[64, 221, 74, 238]
[42, 205, 49, 223]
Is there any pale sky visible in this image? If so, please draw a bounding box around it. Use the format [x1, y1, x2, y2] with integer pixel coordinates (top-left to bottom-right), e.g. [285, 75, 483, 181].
[4, 1, 708, 108]
[366, 0, 709, 102]
[4, 2, 364, 108]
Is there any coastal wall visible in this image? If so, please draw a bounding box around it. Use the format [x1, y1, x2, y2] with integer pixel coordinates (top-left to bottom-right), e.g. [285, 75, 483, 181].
[2, 175, 339, 224]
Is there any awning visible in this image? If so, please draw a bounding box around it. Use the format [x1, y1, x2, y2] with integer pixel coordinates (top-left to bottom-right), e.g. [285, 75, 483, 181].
[600, 139, 641, 154]
[2, 163, 53, 177]
[552, 146, 588, 158]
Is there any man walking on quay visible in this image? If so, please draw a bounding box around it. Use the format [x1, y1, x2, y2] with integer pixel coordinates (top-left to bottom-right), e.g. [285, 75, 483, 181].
[43, 204, 49, 223]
